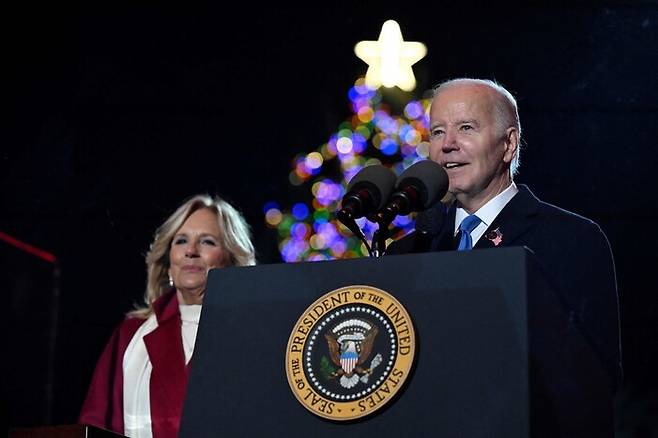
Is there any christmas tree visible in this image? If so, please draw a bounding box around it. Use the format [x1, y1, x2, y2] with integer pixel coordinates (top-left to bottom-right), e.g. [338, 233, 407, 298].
[263, 76, 433, 262]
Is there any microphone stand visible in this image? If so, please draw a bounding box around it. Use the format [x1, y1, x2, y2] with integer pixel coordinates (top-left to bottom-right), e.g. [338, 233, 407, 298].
[370, 227, 388, 257]
[370, 210, 395, 258]
[336, 210, 373, 256]
[337, 205, 397, 258]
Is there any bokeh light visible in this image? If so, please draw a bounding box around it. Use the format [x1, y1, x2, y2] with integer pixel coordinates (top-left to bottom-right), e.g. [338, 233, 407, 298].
[264, 77, 432, 262]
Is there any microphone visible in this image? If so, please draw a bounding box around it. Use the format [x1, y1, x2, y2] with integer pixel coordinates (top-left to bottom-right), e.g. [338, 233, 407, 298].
[336, 165, 396, 256]
[336, 165, 397, 222]
[378, 160, 449, 225]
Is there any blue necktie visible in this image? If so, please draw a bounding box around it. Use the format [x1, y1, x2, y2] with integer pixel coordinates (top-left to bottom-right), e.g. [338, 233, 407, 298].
[457, 214, 482, 251]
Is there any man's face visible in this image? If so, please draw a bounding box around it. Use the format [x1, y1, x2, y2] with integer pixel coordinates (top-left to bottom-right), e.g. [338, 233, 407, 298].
[429, 84, 516, 211]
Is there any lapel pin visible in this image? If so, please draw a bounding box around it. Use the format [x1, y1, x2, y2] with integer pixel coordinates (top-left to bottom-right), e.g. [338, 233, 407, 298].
[485, 227, 503, 246]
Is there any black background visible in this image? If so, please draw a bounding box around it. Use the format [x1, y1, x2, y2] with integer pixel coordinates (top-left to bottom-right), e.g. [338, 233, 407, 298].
[4, 2, 658, 436]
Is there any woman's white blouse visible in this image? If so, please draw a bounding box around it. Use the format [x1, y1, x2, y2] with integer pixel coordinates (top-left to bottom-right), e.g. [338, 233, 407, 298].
[122, 304, 201, 437]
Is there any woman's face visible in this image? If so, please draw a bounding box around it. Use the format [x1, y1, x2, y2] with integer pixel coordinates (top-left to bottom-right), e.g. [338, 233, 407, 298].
[168, 208, 226, 304]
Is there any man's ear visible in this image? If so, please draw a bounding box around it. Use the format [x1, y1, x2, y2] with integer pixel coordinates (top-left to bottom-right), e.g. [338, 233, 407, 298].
[503, 127, 518, 164]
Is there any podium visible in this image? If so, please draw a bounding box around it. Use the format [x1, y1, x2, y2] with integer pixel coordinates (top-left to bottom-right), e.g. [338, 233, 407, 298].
[9, 425, 124, 438]
[180, 247, 613, 437]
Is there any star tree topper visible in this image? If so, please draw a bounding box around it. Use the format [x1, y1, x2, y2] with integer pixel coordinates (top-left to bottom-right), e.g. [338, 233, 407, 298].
[354, 20, 427, 92]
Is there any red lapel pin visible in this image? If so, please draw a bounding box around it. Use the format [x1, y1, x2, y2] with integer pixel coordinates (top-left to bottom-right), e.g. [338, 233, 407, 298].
[485, 227, 503, 246]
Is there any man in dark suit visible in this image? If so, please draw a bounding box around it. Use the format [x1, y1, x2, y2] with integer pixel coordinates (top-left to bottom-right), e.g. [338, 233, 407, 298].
[387, 78, 622, 435]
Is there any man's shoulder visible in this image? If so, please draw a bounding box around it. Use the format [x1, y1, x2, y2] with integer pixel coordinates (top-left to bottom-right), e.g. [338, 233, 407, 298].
[518, 185, 602, 232]
[385, 231, 418, 255]
[536, 197, 603, 234]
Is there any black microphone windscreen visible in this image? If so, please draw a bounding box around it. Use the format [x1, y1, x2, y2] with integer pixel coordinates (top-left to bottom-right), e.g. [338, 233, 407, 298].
[395, 160, 449, 210]
[346, 165, 397, 211]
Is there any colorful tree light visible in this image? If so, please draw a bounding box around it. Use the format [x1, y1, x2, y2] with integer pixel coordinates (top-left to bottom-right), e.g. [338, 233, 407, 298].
[264, 77, 432, 262]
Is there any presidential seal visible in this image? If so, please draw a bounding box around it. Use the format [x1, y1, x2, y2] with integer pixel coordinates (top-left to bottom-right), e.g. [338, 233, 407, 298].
[285, 285, 415, 421]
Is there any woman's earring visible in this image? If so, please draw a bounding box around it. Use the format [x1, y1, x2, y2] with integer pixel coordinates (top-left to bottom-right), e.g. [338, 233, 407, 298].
[168, 275, 174, 287]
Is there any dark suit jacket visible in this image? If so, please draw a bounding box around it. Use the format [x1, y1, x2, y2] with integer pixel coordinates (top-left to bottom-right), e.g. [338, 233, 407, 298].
[387, 184, 622, 391]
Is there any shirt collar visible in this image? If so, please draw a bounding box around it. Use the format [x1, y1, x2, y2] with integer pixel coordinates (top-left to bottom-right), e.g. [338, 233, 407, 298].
[454, 182, 519, 235]
[179, 303, 202, 323]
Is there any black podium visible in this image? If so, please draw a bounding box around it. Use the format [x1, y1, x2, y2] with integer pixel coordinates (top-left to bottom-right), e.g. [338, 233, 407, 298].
[9, 425, 124, 438]
[180, 247, 612, 437]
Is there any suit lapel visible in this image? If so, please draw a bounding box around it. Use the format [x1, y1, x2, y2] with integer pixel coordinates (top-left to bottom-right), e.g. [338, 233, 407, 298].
[143, 290, 189, 437]
[474, 184, 539, 249]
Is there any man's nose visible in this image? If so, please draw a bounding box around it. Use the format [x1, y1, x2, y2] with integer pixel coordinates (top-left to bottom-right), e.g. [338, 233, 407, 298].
[442, 131, 459, 152]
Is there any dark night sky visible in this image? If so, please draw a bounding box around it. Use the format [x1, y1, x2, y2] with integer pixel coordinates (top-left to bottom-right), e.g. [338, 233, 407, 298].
[5, 2, 658, 434]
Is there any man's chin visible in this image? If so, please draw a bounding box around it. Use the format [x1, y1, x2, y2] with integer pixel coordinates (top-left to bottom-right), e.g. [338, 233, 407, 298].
[448, 186, 468, 197]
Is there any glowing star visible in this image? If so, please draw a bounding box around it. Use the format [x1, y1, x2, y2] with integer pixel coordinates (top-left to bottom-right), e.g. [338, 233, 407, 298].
[354, 20, 427, 92]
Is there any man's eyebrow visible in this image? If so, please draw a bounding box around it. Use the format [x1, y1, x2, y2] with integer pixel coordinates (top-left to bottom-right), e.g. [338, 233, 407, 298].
[430, 119, 479, 129]
[457, 118, 479, 126]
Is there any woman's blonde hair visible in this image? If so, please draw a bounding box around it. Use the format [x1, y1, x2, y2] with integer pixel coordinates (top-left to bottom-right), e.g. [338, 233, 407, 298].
[128, 194, 256, 318]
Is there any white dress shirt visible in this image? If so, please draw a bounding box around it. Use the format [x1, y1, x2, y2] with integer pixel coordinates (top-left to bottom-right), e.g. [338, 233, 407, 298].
[454, 182, 519, 247]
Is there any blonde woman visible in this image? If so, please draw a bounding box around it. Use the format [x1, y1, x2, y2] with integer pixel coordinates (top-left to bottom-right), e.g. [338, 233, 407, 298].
[79, 194, 255, 438]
